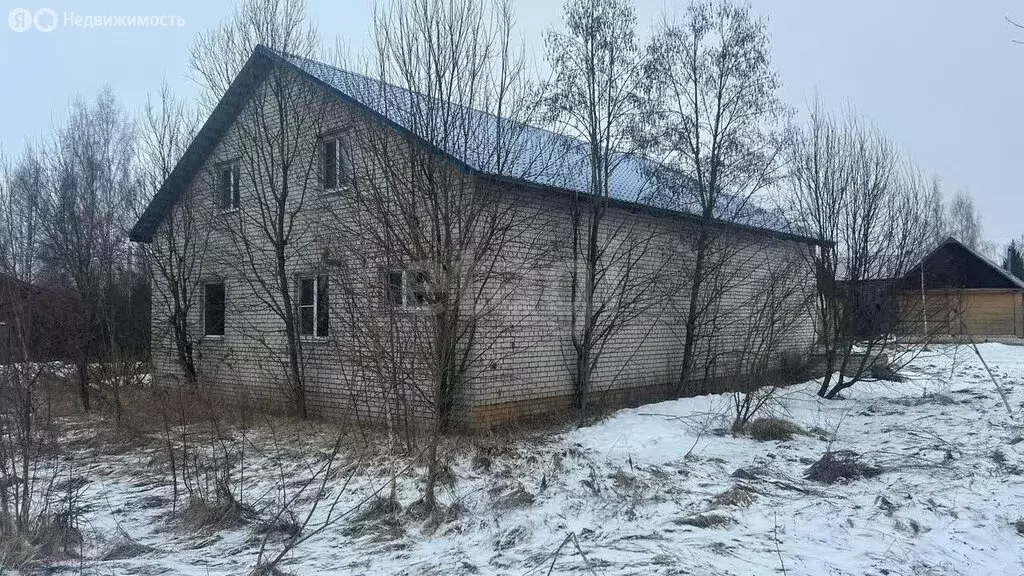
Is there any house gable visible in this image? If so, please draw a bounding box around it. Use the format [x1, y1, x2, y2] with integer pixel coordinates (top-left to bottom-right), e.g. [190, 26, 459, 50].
[900, 237, 1024, 291]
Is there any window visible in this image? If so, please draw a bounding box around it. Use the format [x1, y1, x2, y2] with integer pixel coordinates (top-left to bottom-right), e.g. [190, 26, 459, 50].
[218, 163, 240, 210]
[322, 136, 352, 191]
[204, 282, 225, 336]
[298, 275, 329, 337]
[384, 269, 431, 308]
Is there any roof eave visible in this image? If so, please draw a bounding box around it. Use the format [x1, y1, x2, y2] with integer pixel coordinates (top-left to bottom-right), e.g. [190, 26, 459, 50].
[129, 46, 278, 243]
[476, 173, 824, 247]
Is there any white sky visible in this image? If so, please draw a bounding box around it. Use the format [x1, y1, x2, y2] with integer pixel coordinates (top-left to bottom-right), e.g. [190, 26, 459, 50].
[1, 0, 1022, 246]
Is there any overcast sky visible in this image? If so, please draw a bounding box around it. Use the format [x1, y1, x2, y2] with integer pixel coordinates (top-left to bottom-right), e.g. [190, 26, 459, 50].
[1, 0, 1021, 246]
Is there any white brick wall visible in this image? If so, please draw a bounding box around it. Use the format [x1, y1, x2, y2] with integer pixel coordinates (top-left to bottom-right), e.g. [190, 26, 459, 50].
[148, 72, 818, 430]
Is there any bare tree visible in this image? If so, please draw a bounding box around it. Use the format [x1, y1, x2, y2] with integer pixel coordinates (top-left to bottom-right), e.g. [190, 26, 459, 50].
[543, 0, 667, 422]
[788, 106, 936, 399]
[140, 82, 205, 385]
[189, 0, 318, 113]
[0, 146, 44, 284]
[1007, 15, 1024, 43]
[190, 0, 323, 417]
[0, 149, 76, 558]
[946, 189, 983, 250]
[727, 251, 812, 431]
[644, 0, 791, 397]
[924, 177, 948, 247]
[38, 89, 141, 414]
[322, 0, 560, 511]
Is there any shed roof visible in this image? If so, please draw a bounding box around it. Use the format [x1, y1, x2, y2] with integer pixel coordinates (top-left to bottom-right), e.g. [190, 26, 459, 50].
[130, 45, 816, 244]
[900, 236, 1024, 291]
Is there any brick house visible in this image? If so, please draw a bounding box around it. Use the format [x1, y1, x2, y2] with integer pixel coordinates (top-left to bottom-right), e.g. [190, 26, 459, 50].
[131, 46, 820, 429]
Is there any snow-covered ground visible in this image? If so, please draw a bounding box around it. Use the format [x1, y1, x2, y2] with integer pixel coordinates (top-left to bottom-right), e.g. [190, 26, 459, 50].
[23, 344, 1024, 575]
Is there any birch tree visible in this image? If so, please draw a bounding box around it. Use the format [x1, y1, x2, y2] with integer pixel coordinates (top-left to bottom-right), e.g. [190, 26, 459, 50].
[543, 0, 666, 422]
[330, 0, 558, 511]
[190, 0, 323, 416]
[946, 190, 983, 251]
[645, 0, 790, 396]
[788, 107, 934, 399]
[39, 89, 140, 413]
[140, 82, 204, 385]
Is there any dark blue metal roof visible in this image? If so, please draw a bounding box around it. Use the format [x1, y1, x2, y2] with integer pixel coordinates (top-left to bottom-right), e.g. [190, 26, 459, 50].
[284, 52, 801, 237]
[131, 45, 813, 243]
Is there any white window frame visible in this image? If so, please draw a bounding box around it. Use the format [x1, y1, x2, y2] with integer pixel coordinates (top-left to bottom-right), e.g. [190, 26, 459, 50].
[321, 134, 353, 193]
[297, 274, 329, 338]
[218, 162, 240, 212]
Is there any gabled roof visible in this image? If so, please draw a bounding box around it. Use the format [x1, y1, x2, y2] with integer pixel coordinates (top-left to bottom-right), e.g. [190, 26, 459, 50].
[900, 236, 1024, 291]
[130, 45, 815, 244]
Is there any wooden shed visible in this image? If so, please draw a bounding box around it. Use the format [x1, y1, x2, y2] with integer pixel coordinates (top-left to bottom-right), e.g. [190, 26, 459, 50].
[897, 237, 1024, 338]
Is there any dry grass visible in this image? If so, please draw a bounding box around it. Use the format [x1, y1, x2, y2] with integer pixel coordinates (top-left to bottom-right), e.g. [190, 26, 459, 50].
[746, 417, 803, 442]
[0, 510, 86, 568]
[674, 513, 734, 528]
[101, 532, 155, 561]
[870, 364, 905, 382]
[712, 485, 757, 508]
[180, 492, 257, 530]
[805, 450, 883, 484]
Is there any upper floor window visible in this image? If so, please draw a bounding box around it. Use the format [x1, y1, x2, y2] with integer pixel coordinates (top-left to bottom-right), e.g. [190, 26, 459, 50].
[322, 135, 353, 191]
[298, 275, 329, 337]
[218, 162, 240, 211]
[204, 282, 225, 336]
[385, 269, 431, 309]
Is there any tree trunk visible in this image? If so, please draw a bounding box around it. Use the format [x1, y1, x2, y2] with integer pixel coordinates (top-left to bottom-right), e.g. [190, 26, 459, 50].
[423, 440, 439, 512]
[276, 242, 306, 419]
[678, 229, 709, 396]
[76, 358, 90, 412]
[172, 308, 198, 385]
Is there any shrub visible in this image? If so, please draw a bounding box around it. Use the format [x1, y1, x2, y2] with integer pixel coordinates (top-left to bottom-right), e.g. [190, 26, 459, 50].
[779, 351, 811, 381]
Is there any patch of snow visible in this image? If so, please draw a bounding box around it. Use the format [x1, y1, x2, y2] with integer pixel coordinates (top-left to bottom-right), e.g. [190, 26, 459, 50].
[20, 344, 1024, 575]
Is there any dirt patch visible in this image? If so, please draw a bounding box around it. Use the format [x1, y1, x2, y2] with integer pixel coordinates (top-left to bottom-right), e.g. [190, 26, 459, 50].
[870, 364, 905, 382]
[890, 394, 956, 407]
[805, 450, 882, 484]
[608, 469, 638, 491]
